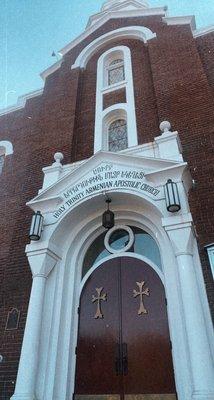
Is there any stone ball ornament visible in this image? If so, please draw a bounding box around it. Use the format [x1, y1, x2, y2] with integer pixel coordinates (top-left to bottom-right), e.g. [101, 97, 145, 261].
[53, 152, 64, 165]
[160, 121, 171, 133]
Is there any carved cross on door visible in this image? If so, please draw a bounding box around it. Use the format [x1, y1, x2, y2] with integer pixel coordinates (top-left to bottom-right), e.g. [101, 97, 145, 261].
[92, 287, 107, 319]
[133, 281, 150, 315]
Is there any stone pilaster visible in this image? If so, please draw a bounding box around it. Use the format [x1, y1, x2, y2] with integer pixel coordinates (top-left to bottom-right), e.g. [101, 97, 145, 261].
[163, 216, 214, 400]
[11, 247, 61, 400]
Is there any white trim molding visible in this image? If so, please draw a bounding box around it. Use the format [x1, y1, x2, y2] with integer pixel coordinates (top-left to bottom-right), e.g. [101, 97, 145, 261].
[0, 89, 43, 117]
[102, 105, 128, 150]
[58, 7, 164, 57]
[94, 45, 138, 153]
[193, 25, 214, 38]
[101, 0, 149, 12]
[71, 26, 156, 70]
[86, 6, 166, 30]
[162, 16, 196, 32]
[40, 59, 63, 81]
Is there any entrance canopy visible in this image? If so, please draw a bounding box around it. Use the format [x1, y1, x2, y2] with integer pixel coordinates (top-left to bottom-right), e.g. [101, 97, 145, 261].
[27, 150, 191, 228]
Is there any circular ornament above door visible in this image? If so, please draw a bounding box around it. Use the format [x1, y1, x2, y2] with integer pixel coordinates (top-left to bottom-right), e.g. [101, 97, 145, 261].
[104, 225, 134, 254]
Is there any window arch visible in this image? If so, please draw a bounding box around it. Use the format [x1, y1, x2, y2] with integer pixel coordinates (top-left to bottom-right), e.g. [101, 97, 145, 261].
[102, 106, 128, 152]
[0, 140, 13, 175]
[82, 226, 162, 278]
[94, 46, 138, 153]
[108, 118, 128, 152]
[103, 49, 125, 88]
[107, 58, 125, 86]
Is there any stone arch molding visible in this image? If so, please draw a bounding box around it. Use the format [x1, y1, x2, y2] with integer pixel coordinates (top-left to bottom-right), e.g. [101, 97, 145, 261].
[12, 151, 214, 400]
[26, 151, 189, 227]
[29, 204, 194, 400]
[71, 26, 156, 69]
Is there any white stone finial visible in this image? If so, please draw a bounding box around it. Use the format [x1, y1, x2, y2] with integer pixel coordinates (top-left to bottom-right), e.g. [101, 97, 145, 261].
[53, 152, 64, 165]
[160, 121, 171, 134]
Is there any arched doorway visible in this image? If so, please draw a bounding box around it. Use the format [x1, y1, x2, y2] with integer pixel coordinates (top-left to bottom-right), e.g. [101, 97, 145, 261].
[74, 256, 176, 399]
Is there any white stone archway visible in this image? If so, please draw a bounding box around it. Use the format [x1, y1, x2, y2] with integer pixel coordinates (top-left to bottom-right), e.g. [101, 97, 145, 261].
[71, 26, 156, 70]
[11, 150, 214, 400]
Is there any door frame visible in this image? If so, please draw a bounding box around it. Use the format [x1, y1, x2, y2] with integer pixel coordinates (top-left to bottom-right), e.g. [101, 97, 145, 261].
[64, 215, 192, 400]
[73, 255, 166, 395]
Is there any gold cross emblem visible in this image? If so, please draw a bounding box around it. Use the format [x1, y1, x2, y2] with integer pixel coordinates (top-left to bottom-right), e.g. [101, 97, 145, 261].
[92, 287, 107, 319]
[133, 281, 150, 315]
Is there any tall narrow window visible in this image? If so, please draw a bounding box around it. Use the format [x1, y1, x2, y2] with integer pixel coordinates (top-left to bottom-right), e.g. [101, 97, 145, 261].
[0, 154, 5, 175]
[0, 141, 13, 173]
[108, 119, 128, 152]
[95, 46, 138, 153]
[108, 59, 125, 86]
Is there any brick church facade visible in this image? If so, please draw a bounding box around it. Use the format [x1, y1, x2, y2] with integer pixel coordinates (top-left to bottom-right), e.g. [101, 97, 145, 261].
[0, 1, 214, 399]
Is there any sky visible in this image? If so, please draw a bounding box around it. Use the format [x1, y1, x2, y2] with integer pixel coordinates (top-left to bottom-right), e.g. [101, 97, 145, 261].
[0, 0, 214, 110]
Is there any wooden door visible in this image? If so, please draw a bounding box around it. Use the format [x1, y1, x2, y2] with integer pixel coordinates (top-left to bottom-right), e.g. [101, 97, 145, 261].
[74, 257, 176, 400]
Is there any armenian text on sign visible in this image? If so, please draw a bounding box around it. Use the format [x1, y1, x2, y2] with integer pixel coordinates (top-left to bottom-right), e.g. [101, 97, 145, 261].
[52, 163, 160, 220]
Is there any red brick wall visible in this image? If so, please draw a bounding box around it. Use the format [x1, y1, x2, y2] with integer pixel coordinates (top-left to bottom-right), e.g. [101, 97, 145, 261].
[103, 88, 126, 109]
[196, 32, 214, 95]
[147, 23, 214, 316]
[0, 15, 213, 398]
[0, 67, 81, 396]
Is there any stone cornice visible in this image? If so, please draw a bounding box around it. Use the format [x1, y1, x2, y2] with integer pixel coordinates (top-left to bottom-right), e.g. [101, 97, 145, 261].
[0, 89, 43, 117]
[162, 16, 196, 32]
[193, 25, 214, 38]
[101, 0, 149, 12]
[40, 59, 63, 81]
[87, 2, 162, 28]
[59, 7, 166, 56]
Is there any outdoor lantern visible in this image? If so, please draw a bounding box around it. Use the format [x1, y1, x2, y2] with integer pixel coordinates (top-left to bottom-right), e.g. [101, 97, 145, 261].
[102, 199, 115, 229]
[204, 243, 214, 279]
[29, 211, 44, 241]
[164, 179, 181, 213]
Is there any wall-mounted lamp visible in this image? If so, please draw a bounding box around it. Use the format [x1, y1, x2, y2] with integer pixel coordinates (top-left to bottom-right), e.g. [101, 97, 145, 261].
[204, 243, 214, 279]
[102, 199, 115, 229]
[164, 179, 181, 213]
[29, 211, 44, 241]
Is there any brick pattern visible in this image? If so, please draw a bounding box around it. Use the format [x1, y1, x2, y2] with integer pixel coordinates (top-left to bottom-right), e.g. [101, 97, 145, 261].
[196, 32, 214, 95]
[0, 15, 214, 398]
[103, 88, 126, 109]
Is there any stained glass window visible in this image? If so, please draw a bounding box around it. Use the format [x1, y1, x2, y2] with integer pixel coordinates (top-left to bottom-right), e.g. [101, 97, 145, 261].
[0, 155, 5, 175]
[108, 59, 125, 85]
[108, 119, 128, 152]
[5, 308, 20, 330]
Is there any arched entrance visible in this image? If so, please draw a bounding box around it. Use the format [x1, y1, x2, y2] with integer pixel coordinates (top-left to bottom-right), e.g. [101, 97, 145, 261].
[74, 256, 176, 399]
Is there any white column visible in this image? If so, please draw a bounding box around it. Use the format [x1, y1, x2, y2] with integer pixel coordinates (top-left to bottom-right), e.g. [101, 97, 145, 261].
[164, 220, 214, 400]
[11, 247, 61, 400]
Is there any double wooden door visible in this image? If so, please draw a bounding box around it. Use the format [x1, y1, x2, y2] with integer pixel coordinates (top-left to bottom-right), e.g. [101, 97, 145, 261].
[74, 257, 176, 400]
